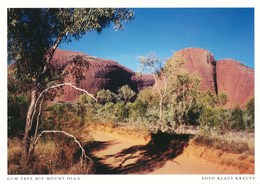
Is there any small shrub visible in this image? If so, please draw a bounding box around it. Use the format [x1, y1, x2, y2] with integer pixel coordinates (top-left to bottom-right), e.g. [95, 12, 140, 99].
[231, 107, 245, 130]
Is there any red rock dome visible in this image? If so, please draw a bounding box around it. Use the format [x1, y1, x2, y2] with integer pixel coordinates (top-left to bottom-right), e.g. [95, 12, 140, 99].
[169, 48, 217, 93]
[52, 48, 254, 108]
[52, 49, 155, 102]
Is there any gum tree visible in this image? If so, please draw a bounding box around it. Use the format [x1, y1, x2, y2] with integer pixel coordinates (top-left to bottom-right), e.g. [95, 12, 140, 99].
[138, 52, 184, 131]
[138, 52, 201, 132]
[8, 8, 134, 164]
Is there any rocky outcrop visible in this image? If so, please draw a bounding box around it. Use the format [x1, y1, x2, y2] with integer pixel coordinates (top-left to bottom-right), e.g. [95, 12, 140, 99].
[53, 49, 155, 102]
[168, 48, 254, 108]
[169, 48, 217, 93]
[216, 59, 254, 108]
[53, 48, 254, 108]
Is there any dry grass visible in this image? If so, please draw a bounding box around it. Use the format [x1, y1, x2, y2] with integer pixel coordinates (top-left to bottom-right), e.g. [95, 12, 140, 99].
[86, 122, 151, 143]
[188, 130, 254, 174]
[8, 138, 23, 174]
[192, 130, 254, 155]
[8, 135, 94, 174]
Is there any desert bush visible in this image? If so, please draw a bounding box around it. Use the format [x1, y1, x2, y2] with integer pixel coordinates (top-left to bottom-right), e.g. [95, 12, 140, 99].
[114, 102, 129, 122]
[230, 107, 246, 130]
[117, 85, 136, 102]
[198, 106, 221, 131]
[218, 109, 232, 131]
[96, 102, 116, 123]
[96, 89, 117, 104]
[128, 97, 148, 121]
[138, 87, 160, 107]
[244, 98, 254, 129]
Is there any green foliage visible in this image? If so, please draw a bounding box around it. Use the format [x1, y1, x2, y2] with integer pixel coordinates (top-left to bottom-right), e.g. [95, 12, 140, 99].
[75, 101, 87, 125]
[114, 102, 129, 122]
[96, 102, 116, 123]
[201, 91, 228, 108]
[77, 94, 96, 105]
[197, 91, 233, 133]
[43, 103, 72, 130]
[218, 109, 232, 130]
[8, 69, 31, 137]
[199, 106, 221, 132]
[96, 89, 117, 104]
[171, 71, 202, 126]
[128, 98, 148, 121]
[245, 98, 254, 128]
[162, 105, 176, 129]
[74, 94, 97, 125]
[138, 52, 162, 75]
[137, 87, 159, 107]
[246, 98, 254, 115]
[8, 8, 134, 85]
[230, 107, 245, 130]
[143, 107, 160, 125]
[216, 92, 228, 106]
[117, 85, 136, 102]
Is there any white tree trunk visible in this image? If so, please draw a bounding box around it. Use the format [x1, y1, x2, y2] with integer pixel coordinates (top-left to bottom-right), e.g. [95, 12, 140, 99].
[22, 89, 37, 163]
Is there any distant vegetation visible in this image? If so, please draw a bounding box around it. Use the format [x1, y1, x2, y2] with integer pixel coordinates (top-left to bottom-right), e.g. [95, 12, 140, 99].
[35, 85, 253, 134]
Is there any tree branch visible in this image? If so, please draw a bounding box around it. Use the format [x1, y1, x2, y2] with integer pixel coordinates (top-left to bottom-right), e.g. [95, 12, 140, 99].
[34, 130, 92, 164]
[41, 28, 68, 76]
[29, 82, 97, 130]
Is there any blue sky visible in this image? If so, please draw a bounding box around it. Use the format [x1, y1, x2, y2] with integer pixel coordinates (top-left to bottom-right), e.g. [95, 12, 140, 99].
[59, 8, 254, 71]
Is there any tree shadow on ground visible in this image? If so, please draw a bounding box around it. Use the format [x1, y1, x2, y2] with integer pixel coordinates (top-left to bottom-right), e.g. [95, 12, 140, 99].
[86, 132, 193, 174]
[84, 140, 119, 153]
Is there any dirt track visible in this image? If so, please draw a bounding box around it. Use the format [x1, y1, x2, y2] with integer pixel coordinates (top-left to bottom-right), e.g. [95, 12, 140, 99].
[88, 131, 241, 174]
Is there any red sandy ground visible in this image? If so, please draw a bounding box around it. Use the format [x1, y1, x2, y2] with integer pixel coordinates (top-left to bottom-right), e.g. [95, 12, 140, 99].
[90, 131, 250, 174]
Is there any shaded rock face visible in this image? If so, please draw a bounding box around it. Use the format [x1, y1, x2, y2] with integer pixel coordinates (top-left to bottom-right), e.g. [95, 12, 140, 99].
[170, 48, 217, 93]
[131, 74, 155, 91]
[216, 59, 254, 108]
[53, 49, 155, 102]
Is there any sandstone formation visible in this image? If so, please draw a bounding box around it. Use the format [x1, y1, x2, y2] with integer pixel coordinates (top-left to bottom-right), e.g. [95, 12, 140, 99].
[169, 48, 254, 108]
[53, 49, 155, 102]
[53, 48, 254, 108]
[216, 59, 254, 108]
[169, 48, 217, 93]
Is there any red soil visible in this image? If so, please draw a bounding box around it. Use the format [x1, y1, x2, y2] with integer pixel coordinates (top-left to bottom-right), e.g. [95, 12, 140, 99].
[89, 130, 253, 174]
